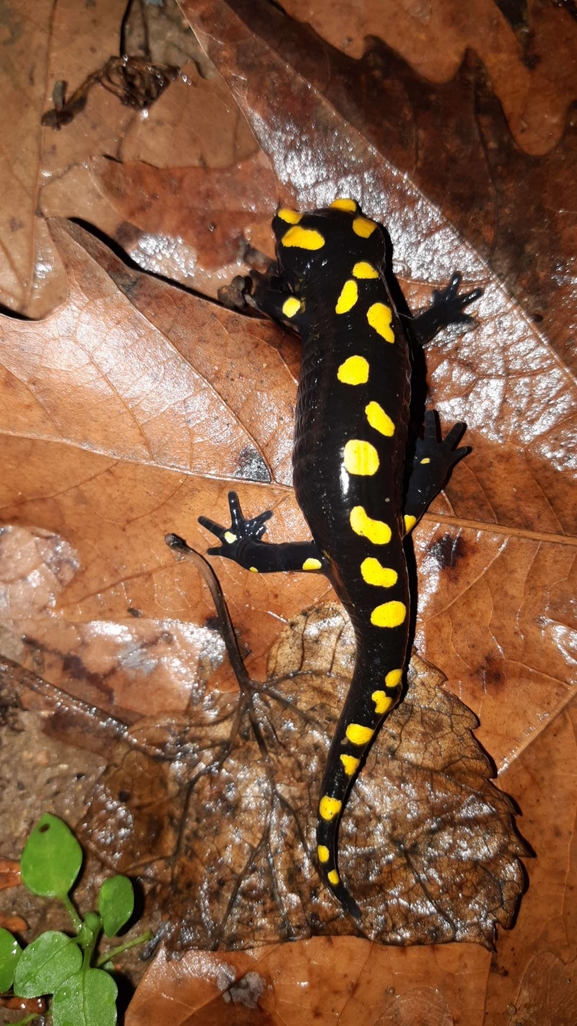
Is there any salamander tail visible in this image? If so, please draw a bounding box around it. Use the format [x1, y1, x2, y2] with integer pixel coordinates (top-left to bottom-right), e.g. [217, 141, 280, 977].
[316, 795, 363, 920]
[315, 651, 405, 920]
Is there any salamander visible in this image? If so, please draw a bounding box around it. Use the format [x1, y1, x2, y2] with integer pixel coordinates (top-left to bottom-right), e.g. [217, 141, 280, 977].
[199, 198, 482, 919]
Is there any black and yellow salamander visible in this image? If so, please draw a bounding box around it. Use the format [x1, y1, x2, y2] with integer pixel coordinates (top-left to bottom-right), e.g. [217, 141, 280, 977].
[199, 198, 482, 920]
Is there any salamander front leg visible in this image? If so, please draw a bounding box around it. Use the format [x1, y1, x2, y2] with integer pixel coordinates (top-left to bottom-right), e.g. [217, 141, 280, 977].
[404, 411, 469, 532]
[199, 491, 329, 574]
[408, 273, 483, 347]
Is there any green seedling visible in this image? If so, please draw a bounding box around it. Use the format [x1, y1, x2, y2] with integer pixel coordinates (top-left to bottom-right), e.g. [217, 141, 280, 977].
[0, 814, 152, 1025]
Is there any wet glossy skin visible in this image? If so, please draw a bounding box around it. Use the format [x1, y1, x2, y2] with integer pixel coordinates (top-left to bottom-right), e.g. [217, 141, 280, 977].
[275, 202, 411, 916]
[199, 198, 481, 918]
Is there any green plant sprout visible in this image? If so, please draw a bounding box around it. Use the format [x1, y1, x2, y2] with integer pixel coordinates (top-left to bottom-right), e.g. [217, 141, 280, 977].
[0, 814, 152, 1025]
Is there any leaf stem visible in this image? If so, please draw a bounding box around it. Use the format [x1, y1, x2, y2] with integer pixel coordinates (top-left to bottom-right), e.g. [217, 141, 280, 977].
[60, 893, 83, 933]
[95, 929, 153, 968]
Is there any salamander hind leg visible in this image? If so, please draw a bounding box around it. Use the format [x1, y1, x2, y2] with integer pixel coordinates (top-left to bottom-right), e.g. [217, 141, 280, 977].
[404, 411, 469, 532]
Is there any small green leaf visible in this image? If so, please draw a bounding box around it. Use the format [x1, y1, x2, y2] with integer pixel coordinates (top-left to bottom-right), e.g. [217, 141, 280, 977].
[13, 931, 82, 998]
[0, 928, 22, 991]
[21, 815, 82, 899]
[77, 912, 101, 950]
[52, 968, 117, 1026]
[98, 876, 134, 937]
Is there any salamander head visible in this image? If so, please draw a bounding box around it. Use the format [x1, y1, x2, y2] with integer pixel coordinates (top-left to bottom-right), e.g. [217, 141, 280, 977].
[272, 198, 386, 294]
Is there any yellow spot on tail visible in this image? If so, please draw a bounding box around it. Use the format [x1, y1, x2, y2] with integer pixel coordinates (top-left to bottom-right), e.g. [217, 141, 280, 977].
[343, 439, 379, 476]
[224, 531, 237, 543]
[277, 208, 302, 224]
[346, 723, 374, 745]
[350, 506, 391, 544]
[340, 754, 361, 775]
[331, 197, 358, 212]
[319, 796, 342, 821]
[335, 279, 358, 313]
[302, 557, 322, 571]
[385, 668, 403, 689]
[371, 690, 393, 715]
[249, 567, 259, 573]
[365, 400, 395, 437]
[282, 226, 325, 250]
[371, 601, 407, 628]
[337, 355, 369, 385]
[404, 514, 417, 533]
[327, 870, 340, 886]
[353, 216, 377, 238]
[317, 845, 330, 863]
[360, 557, 398, 588]
[282, 297, 301, 318]
[420, 457, 431, 464]
[367, 302, 395, 342]
[353, 261, 379, 279]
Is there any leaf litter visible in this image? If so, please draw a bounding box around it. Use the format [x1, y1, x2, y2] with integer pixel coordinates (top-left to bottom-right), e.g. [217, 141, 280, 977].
[2, 538, 527, 952]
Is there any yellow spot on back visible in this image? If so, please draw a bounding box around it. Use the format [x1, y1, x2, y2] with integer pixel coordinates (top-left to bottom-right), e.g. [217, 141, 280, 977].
[317, 845, 330, 863]
[365, 400, 395, 437]
[327, 869, 340, 886]
[319, 796, 342, 821]
[335, 279, 358, 314]
[420, 457, 431, 464]
[346, 723, 374, 745]
[337, 355, 369, 385]
[340, 754, 361, 775]
[371, 690, 393, 715]
[302, 557, 322, 571]
[282, 226, 325, 250]
[353, 216, 377, 238]
[385, 668, 403, 689]
[331, 197, 358, 212]
[249, 566, 259, 573]
[352, 261, 379, 279]
[343, 439, 379, 476]
[404, 514, 417, 533]
[277, 208, 302, 224]
[224, 531, 237, 543]
[282, 297, 301, 318]
[350, 506, 391, 545]
[371, 601, 407, 628]
[367, 302, 395, 343]
[360, 557, 398, 588]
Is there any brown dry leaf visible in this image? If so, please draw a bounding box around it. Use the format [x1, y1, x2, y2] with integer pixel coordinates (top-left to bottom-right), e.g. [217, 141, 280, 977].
[0, 861, 20, 890]
[0, 0, 62, 318]
[0, 218, 327, 716]
[0, 917, 27, 935]
[88, 151, 278, 289]
[77, 603, 524, 950]
[280, 0, 575, 156]
[1, 0, 261, 315]
[125, 939, 492, 1026]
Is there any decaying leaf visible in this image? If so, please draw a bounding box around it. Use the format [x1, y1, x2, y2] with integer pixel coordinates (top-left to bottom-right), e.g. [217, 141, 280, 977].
[0, 861, 21, 891]
[125, 937, 493, 1026]
[78, 584, 526, 951]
